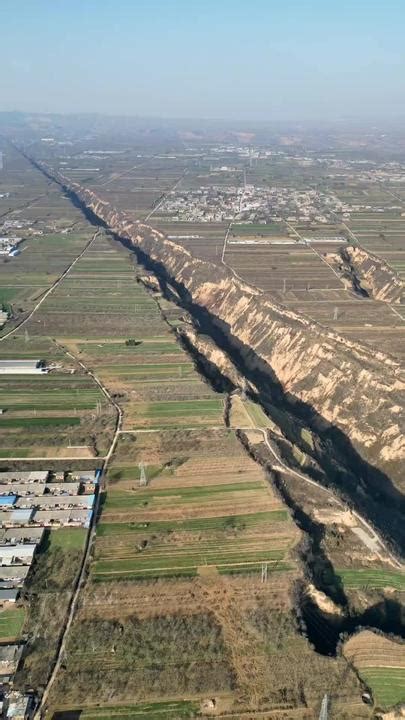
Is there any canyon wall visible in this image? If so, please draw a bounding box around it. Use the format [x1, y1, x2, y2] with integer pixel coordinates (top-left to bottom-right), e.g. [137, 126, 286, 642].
[36, 162, 405, 493]
[328, 245, 403, 303]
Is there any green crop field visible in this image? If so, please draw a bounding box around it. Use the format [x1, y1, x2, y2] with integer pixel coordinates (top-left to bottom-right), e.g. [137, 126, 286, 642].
[61, 700, 199, 719]
[0, 607, 25, 640]
[231, 221, 287, 235]
[94, 470, 295, 580]
[338, 568, 405, 591]
[102, 481, 266, 509]
[127, 398, 224, 428]
[0, 416, 81, 428]
[97, 510, 289, 536]
[48, 528, 88, 550]
[359, 667, 405, 709]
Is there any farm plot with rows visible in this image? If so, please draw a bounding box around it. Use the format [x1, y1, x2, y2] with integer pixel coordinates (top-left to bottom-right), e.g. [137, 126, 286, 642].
[0, 374, 105, 413]
[93, 428, 297, 581]
[26, 237, 160, 339]
[0, 228, 94, 337]
[152, 220, 228, 263]
[224, 242, 343, 294]
[53, 700, 200, 720]
[0, 334, 109, 457]
[343, 630, 405, 710]
[42, 233, 226, 428]
[337, 567, 405, 592]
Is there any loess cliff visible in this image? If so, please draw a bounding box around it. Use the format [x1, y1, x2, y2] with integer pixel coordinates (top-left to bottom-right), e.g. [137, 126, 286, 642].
[328, 245, 404, 303]
[35, 162, 405, 521]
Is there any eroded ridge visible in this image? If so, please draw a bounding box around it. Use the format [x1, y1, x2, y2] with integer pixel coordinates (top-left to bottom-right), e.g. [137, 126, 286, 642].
[32, 160, 405, 503]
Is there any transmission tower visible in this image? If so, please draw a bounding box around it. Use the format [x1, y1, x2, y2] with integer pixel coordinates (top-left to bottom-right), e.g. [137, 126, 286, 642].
[333, 306, 339, 321]
[319, 694, 328, 720]
[139, 462, 147, 487]
[24, 329, 30, 344]
[261, 562, 268, 583]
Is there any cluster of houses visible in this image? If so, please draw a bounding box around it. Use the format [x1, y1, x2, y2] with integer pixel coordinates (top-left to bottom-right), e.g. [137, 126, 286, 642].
[0, 469, 100, 719]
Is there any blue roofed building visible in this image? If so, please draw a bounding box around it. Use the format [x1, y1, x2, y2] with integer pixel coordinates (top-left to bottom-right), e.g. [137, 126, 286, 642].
[0, 497, 16, 507]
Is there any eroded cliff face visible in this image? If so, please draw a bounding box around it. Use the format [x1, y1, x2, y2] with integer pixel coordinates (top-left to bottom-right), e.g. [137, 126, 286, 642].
[328, 245, 403, 303]
[35, 162, 405, 491]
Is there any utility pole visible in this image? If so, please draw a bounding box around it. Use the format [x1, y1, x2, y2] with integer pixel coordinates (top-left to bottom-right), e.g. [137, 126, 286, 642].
[319, 694, 328, 720]
[283, 278, 287, 294]
[333, 306, 339, 321]
[261, 563, 268, 583]
[139, 462, 147, 487]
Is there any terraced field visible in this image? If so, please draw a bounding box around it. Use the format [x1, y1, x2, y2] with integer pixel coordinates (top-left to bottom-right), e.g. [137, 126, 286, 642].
[224, 242, 344, 293]
[0, 229, 93, 337]
[94, 429, 296, 581]
[22, 231, 224, 430]
[343, 630, 405, 709]
[0, 334, 108, 456]
[337, 567, 405, 591]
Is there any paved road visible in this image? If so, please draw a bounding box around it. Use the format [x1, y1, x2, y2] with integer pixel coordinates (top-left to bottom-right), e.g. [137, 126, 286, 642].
[0, 229, 101, 343]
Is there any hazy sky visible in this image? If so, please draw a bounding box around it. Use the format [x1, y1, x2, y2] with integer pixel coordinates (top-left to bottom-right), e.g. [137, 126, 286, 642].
[1, 0, 404, 121]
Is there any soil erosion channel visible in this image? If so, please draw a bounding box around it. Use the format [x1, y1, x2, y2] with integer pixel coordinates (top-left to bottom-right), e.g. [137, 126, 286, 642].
[27, 154, 405, 659]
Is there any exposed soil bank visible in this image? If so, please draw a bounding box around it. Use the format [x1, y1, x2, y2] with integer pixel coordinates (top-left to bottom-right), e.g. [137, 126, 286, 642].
[26, 155, 405, 662]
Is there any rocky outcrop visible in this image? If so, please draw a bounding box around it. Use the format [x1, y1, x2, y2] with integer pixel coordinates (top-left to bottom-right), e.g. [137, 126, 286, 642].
[33, 161, 405, 500]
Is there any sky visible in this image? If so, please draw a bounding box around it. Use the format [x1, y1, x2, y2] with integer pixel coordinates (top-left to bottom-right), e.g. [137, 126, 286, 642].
[0, 0, 404, 121]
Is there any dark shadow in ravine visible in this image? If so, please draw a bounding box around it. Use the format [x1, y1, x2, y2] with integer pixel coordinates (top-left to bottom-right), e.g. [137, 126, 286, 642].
[111, 238, 405, 557]
[25, 165, 405, 556]
[298, 589, 405, 656]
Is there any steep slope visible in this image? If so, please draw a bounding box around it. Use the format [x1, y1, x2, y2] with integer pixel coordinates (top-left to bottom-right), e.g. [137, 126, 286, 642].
[328, 245, 404, 302]
[32, 159, 405, 551]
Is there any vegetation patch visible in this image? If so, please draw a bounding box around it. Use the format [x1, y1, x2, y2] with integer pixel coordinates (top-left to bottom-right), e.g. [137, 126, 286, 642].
[0, 607, 25, 640]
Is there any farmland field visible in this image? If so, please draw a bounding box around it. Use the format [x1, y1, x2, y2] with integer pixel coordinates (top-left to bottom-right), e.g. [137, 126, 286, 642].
[3, 135, 394, 720]
[93, 428, 297, 581]
[0, 607, 25, 640]
[343, 630, 405, 709]
[53, 700, 200, 720]
[337, 568, 405, 591]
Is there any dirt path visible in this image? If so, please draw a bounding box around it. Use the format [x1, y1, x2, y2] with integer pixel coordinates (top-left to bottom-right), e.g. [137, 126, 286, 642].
[256, 427, 403, 571]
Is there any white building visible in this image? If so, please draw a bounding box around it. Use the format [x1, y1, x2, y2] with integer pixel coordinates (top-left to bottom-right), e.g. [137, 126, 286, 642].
[0, 360, 48, 375]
